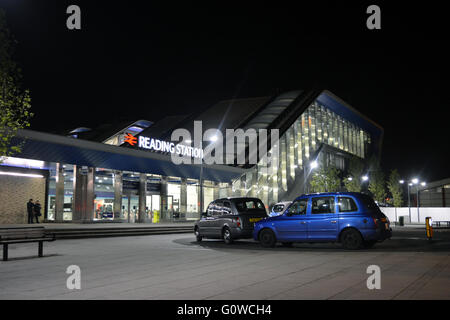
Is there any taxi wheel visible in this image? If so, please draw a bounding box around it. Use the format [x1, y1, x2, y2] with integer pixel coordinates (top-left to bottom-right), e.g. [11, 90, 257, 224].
[222, 227, 233, 244]
[259, 229, 276, 248]
[194, 227, 202, 242]
[341, 229, 363, 250]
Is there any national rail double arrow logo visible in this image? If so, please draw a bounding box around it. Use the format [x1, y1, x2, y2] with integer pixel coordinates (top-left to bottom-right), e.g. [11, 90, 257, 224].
[124, 133, 137, 146]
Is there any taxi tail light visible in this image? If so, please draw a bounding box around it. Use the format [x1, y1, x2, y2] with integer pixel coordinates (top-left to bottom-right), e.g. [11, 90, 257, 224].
[234, 217, 241, 228]
[373, 218, 378, 227]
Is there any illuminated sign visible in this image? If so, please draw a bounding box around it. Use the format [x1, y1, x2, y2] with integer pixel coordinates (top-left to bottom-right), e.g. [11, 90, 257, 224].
[124, 134, 204, 159]
[124, 133, 138, 146]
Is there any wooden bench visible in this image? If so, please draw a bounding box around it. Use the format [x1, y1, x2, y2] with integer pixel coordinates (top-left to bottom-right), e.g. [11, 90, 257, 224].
[0, 226, 55, 261]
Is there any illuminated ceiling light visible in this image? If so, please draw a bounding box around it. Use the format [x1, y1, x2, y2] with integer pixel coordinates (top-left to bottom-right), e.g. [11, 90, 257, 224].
[0, 157, 45, 169]
[412, 178, 419, 184]
[0, 171, 44, 178]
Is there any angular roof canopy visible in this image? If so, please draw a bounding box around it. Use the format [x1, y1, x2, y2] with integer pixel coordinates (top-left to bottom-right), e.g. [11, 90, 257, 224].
[10, 129, 246, 182]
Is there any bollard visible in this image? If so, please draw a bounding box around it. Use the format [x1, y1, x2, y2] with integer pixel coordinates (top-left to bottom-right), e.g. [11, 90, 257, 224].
[425, 217, 433, 241]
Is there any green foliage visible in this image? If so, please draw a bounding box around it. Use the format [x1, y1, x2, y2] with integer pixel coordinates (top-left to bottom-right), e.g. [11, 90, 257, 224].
[368, 158, 386, 203]
[310, 165, 342, 193]
[0, 10, 33, 161]
[343, 156, 364, 192]
[387, 169, 404, 207]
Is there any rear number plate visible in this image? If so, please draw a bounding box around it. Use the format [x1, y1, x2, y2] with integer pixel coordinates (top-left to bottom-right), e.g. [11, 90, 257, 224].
[249, 218, 262, 223]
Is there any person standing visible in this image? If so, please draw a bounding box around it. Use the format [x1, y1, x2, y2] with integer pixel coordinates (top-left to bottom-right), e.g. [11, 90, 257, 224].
[34, 200, 42, 224]
[27, 199, 34, 224]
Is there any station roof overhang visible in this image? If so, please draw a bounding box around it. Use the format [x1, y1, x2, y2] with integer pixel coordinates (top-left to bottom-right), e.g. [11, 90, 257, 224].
[11, 129, 246, 183]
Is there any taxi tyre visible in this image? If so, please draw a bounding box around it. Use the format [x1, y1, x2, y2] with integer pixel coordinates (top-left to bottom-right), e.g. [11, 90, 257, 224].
[194, 227, 202, 242]
[259, 228, 277, 248]
[340, 228, 363, 250]
[222, 227, 233, 244]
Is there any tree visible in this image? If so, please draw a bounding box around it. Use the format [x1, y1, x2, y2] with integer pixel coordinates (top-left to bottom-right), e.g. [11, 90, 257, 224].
[343, 156, 364, 192]
[368, 157, 386, 203]
[0, 10, 33, 161]
[387, 169, 403, 207]
[310, 165, 341, 193]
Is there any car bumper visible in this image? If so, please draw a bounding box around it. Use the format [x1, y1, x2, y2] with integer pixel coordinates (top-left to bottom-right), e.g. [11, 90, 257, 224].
[231, 227, 254, 239]
[362, 227, 392, 241]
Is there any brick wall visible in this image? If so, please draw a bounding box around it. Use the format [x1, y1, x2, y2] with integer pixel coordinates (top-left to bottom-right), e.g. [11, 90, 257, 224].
[0, 175, 46, 224]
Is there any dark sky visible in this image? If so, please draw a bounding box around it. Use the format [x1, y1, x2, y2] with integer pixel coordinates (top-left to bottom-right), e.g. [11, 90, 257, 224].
[1, 1, 449, 182]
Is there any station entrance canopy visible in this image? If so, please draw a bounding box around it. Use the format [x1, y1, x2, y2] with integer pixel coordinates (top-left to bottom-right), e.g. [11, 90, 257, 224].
[11, 129, 246, 182]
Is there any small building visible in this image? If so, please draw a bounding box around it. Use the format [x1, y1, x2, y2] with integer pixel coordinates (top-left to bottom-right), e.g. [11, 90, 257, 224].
[415, 178, 450, 207]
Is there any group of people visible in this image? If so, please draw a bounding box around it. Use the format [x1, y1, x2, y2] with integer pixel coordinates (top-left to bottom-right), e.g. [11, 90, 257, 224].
[27, 199, 42, 224]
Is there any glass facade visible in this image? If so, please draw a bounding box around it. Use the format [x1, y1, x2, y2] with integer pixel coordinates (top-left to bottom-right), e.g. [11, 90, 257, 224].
[232, 100, 373, 208]
[40, 162, 227, 223]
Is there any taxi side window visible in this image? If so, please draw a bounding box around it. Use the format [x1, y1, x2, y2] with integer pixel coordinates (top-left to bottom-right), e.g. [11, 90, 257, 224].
[338, 197, 358, 212]
[288, 199, 308, 215]
[206, 202, 215, 217]
[311, 197, 335, 214]
[214, 201, 223, 216]
[223, 201, 232, 215]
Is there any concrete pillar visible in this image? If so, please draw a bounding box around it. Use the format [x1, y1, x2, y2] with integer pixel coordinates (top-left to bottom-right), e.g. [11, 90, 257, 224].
[213, 182, 219, 200]
[72, 165, 95, 223]
[160, 176, 169, 221]
[113, 171, 123, 220]
[197, 183, 203, 214]
[138, 173, 147, 223]
[226, 183, 232, 198]
[54, 163, 65, 222]
[85, 167, 95, 222]
[180, 178, 187, 218]
[72, 165, 83, 222]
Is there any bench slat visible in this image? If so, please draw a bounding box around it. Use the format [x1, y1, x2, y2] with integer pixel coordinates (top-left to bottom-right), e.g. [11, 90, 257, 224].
[0, 237, 54, 244]
[0, 228, 46, 240]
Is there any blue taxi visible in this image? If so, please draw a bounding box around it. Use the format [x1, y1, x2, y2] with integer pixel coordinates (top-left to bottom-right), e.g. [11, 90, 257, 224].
[253, 192, 391, 249]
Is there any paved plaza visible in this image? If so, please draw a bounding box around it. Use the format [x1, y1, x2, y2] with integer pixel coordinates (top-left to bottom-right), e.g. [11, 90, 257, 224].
[1, 228, 449, 300]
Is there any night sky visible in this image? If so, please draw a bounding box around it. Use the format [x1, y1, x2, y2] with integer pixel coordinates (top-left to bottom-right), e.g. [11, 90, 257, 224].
[1, 1, 449, 182]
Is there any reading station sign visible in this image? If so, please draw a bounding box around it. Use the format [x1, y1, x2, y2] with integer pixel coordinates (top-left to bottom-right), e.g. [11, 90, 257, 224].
[124, 133, 204, 159]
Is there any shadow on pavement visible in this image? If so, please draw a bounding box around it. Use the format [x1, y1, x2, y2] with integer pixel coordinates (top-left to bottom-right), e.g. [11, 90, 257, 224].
[173, 234, 450, 253]
[0, 253, 62, 262]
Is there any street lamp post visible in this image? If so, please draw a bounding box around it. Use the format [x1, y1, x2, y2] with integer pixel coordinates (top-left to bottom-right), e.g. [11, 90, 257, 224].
[400, 178, 425, 224]
[417, 182, 426, 223]
[199, 160, 204, 214]
[304, 160, 318, 194]
[361, 175, 369, 194]
[407, 183, 412, 222]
